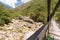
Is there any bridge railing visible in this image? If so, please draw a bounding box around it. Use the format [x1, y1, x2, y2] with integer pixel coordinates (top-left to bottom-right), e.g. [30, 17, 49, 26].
[27, 23, 48, 40]
[27, 0, 60, 40]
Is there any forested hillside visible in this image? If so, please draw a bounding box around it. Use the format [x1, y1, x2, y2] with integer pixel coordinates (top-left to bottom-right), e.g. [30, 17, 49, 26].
[0, 0, 60, 26]
[0, 5, 20, 26]
[13, 0, 47, 23]
[13, 0, 60, 24]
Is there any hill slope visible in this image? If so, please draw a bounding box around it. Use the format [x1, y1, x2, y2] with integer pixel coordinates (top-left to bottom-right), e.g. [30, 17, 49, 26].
[13, 0, 47, 23]
[0, 0, 60, 26]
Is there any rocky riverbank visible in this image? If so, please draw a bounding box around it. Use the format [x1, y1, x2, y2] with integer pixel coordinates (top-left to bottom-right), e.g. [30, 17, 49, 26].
[0, 16, 43, 40]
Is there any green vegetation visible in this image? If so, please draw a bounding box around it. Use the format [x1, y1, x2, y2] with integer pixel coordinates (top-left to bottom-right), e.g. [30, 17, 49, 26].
[54, 8, 60, 25]
[0, 0, 60, 26]
[52, 0, 60, 24]
[47, 35, 52, 40]
[0, 5, 20, 26]
[14, 0, 47, 23]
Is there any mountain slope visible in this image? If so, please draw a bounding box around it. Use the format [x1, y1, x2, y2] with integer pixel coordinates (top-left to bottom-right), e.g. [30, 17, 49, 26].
[13, 0, 47, 23]
[0, 0, 30, 9]
[0, 0, 60, 26]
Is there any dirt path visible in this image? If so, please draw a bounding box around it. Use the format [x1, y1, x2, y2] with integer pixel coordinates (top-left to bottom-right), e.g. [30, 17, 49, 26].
[49, 19, 60, 40]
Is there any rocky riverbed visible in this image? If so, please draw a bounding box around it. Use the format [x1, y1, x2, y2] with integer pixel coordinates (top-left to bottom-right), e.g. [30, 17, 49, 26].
[0, 16, 43, 40]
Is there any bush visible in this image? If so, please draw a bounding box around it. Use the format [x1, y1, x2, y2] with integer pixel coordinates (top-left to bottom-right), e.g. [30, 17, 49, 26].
[0, 5, 11, 26]
[0, 20, 5, 26]
[0, 16, 11, 26]
[1, 17, 11, 24]
[47, 35, 52, 40]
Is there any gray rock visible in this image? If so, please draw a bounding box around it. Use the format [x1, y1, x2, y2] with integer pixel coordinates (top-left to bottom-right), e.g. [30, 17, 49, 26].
[19, 16, 34, 23]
